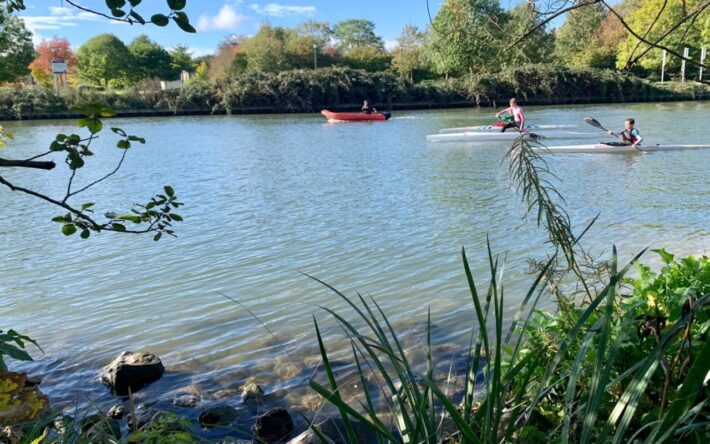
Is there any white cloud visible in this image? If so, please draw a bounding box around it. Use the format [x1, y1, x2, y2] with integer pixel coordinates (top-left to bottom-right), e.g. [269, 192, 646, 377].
[20, 7, 101, 32]
[197, 4, 248, 32]
[249, 3, 316, 17]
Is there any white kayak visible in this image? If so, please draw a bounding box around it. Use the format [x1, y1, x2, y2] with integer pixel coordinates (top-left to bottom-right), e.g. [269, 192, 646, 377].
[439, 124, 577, 134]
[535, 143, 710, 154]
[427, 130, 599, 143]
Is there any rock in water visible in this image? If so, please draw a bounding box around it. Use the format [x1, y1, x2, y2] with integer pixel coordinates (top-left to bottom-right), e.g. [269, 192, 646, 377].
[100, 351, 165, 396]
[253, 408, 294, 443]
[198, 404, 239, 428]
[107, 404, 126, 420]
[287, 418, 379, 444]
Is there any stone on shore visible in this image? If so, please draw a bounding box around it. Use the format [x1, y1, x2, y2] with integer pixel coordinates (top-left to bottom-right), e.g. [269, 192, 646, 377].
[107, 404, 126, 420]
[253, 408, 294, 443]
[100, 351, 165, 396]
[241, 382, 264, 403]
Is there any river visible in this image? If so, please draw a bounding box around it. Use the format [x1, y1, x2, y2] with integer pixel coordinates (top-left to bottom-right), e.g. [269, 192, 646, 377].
[1, 102, 708, 422]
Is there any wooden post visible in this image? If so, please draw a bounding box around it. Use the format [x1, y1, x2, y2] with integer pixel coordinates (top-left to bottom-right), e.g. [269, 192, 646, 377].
[661, 50, 667, 82]
[700, 47, 707, 81]
[681, 47, 689, 82]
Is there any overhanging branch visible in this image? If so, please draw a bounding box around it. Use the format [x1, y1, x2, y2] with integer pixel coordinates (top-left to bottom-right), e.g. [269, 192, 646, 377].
[0, 158, 56, 170]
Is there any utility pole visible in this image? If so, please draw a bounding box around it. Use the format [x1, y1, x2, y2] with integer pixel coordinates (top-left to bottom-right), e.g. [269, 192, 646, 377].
[700, 47, 707, 81]
[681, 47, 689, 82]
[313, 44, 317, 70]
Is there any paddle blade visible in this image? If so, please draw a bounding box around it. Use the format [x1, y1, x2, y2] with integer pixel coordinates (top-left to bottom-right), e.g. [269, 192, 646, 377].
[584, 117, 608, 132]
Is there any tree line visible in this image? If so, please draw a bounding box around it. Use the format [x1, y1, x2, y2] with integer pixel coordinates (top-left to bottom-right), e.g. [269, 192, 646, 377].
[1, 0, 708, 89]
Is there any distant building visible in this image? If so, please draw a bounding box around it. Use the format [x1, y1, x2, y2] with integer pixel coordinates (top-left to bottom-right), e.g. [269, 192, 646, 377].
[160, 70, 192, 90]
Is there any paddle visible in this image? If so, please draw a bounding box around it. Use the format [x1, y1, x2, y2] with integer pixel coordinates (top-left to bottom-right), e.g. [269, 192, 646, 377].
[584, 117, 644, 152]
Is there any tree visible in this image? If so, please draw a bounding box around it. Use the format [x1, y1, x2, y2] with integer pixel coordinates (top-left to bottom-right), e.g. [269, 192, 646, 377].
[553, 1, 608, 67]
[500, 5, 554, 67]
[77, 34, 135, 87]
[427, 0, 506, 76]
[209, 35, 240, 80]
[286, 20, 335, 68]
[343, 46, 392, 72]
[391, 25, 427, 80]
[29, 37, 77, 87]
[129, 34, 174, 80]
[333, 19, 384, 52]
[0, 5, 35, 83]
[616, 0, 709, 75]
[240, 24, 293, 73]
[170, 44, 195, 75]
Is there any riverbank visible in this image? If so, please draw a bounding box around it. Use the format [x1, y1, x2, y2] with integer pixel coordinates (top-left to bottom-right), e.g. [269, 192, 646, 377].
[1, 65, 708, 120]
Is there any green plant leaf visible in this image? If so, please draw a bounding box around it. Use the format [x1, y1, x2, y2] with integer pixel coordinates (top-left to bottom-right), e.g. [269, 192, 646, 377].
[117, 140, 131, 149]
[151, 13, 169, 26]
[111, 223, 127, 232]
[105, 0, 126, 9]
[61, 224, 77, 236]
[172, 14, 196, 33]
[128, 0, 142, 6]
[167, 0, 186, 10]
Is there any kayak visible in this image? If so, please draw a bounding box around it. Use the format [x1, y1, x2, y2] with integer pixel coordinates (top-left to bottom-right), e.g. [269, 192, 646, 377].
[534, 142, 710, 154]
[427, 130, 599, 143]
[321, 110, 391, 122]
[439, 124, 577, 134]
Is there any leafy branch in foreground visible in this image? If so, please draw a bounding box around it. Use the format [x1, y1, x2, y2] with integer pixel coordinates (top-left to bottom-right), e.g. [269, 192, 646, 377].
[0, 103, 183, 240]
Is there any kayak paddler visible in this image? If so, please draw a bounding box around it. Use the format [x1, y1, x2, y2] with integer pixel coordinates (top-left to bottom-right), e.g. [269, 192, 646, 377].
[495, 98, 526, 133]
[361, 100, 377, 115]
[607, 118, 643, 147]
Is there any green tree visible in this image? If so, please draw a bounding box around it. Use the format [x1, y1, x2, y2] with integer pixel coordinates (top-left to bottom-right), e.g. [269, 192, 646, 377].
[0, 5, 35, 83]
[501, 5, 554, 67]
[333, 19, 384, 52]
[286, 20, 334, 68]
[77, 34, 134, 87]
[616, 0, 709, 75]
[553, 1, 607, 67]
[128, 34, 174, 80]
[240, 24, 293, 73]
[427, 0, 506, 76]
[170, 44, 195, 75]
[391, 25, 427, 80]
[343, 46, 392, 72]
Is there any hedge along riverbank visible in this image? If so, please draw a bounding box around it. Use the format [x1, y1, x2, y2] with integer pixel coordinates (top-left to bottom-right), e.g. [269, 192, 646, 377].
[1, 66, 708, 120]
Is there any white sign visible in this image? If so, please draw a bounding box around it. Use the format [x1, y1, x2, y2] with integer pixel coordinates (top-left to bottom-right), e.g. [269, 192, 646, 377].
[51, 60, 68, 74]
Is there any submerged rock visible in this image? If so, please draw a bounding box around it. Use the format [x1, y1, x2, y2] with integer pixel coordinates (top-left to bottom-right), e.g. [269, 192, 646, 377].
[198, 404, 239, 428]
[241, 382, 264, 403]
[253, 408, 294, 443]
[173, 393, 201, 408]
[100, 351, 165, 396]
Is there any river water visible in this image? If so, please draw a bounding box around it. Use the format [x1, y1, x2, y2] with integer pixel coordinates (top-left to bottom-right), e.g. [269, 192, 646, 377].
[1, 102, 708, 420]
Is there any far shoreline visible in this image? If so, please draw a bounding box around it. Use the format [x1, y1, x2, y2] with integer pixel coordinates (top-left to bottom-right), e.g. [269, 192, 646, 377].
[2, 96, 708, 122]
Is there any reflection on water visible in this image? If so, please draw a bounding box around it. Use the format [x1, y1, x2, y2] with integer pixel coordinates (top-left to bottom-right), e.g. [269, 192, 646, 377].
[0, 102, 708, 410]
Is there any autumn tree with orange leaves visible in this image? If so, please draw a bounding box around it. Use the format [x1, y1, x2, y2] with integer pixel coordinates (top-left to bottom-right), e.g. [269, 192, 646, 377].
[29, 37, 77, 87]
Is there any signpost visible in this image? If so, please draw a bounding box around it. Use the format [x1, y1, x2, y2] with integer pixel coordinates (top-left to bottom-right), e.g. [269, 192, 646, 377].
[51, 60, 68, 92]
[681, 47, 689, 82]
[701, 47, 707, 81]
[661, 50, 666, 83]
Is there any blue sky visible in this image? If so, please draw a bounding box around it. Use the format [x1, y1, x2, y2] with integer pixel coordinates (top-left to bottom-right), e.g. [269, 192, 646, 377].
[17, 1, 529, 56]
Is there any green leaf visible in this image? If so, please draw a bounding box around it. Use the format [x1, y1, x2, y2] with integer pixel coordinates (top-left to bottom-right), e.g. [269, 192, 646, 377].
[81, 202, 95, 210]
[172, 14, 196, 33]
[111, 8, 126, 18]
[153, 232, 162, 241]
[129, 10, 145, 24]
[167, 0, 186, 10]
[652, 248, 675, 264]
[111, 223, 127, 232]
[151, 13, 169, 26]
[128, 0, 142, 7]
[170, 214, 183, 222]
[80, 229, 91, 239]
[111, 127, 127, 136]
[62, 224, 77, 236]
[52, 216, 66, 223]
[105, 0, 126, 9]
[117, 140, 131, 149]
[164, 186, 175, 197]
[127, 135, 146, 143]
[78, 117, 103, 134]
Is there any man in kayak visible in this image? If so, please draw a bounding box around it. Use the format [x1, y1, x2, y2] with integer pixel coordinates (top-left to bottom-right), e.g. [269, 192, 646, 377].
[361, 100, 377, 115]
[608, 118, 643, 146]
[495, 98, 526, 133]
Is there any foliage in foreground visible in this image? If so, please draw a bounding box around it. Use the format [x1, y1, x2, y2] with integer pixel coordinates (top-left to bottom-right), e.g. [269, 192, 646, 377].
[310, 248, 710, 443]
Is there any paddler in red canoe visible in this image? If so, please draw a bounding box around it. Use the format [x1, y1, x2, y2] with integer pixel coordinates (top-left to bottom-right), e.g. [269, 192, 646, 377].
[495, 98, 526, 133]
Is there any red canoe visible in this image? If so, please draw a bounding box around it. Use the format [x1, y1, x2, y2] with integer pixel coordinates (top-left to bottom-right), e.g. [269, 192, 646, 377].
[321, 110, 391, 122]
